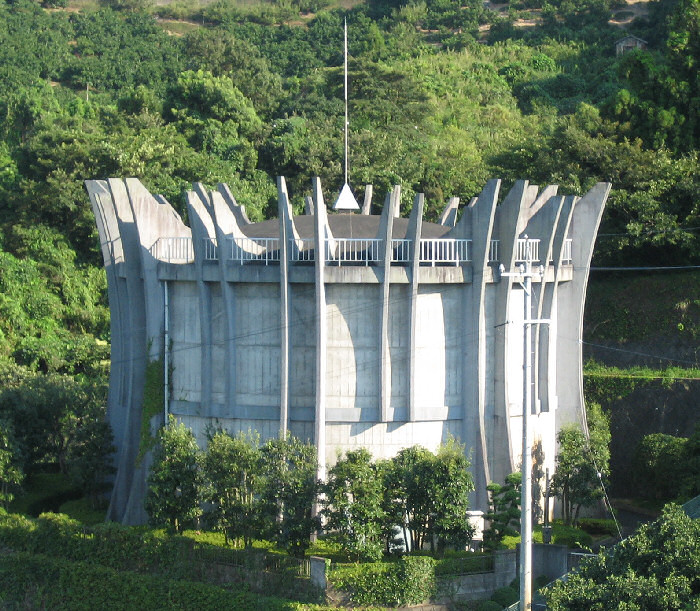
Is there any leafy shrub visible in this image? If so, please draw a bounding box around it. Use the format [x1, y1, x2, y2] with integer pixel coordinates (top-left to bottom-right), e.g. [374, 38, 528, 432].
[330, 556, 436, 607]
[0, 551, 307, 610]
[577, 518, 617, 536]
[491, 585, 518, 607]
[476, 601, 504, 611]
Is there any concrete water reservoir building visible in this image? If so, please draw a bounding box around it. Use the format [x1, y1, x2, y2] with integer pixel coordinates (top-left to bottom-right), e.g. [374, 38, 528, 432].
[86, 177, 609, 525]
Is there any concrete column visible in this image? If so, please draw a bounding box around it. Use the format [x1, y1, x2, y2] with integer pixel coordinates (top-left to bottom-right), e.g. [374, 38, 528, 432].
[377, 187, 399, 422]
[555, 183, 610, 432]
[361, 185, 373, 215]
[216, 182, 251, 226]
[206, 190, 238, 416]
[491, 180, 531, 481]
[312, 177, 328, 481]
[123, 178, 191, 525]
[278, 177, 293, 437]
[535, 196, 573, 414]
[406, 193, 425, 421]
[186, 191, 216, 415]
[447, 180, 499, 510]
[439, 196, 460, 227]
[85, 180, 131, 522]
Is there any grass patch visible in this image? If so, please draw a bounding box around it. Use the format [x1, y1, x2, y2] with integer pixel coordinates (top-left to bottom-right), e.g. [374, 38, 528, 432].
[9, 471, 81, 517]
[501, 521, 593, 549]
[59, 497, 107, 525]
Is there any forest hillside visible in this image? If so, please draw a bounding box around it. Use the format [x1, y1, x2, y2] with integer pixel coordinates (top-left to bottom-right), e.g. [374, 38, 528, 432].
[0, 0, 697, 496]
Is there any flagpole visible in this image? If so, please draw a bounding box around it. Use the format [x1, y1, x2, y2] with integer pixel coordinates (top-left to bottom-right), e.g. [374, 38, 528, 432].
[344, 18, 349, 187]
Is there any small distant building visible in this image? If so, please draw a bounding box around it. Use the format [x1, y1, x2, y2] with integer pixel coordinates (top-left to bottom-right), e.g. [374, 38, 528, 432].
[616, 35, 648, 56]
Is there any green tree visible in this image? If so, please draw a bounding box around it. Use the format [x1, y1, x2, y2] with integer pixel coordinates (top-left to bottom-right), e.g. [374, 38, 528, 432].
[545, 504, 700, 610]
[431, 438, 475, 554]
[386, 442, 474, 553]
[259, 436, 319, 557]
[682, 425, 700, 499]
[62, 396, 115, 509]
[552, 403, 611, 526]
[632, 433, 688, 501]
[484, 472, 521, 550]
[0, 420, 23, 508]
[387, 445, 435, 551]
[323, 447, 386, 561]
[145, 416, 202, 533]
[202, 430, 261, 547]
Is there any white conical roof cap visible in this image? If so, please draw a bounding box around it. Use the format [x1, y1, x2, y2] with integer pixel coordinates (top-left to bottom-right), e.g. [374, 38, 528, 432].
[333, 183, 360, 211]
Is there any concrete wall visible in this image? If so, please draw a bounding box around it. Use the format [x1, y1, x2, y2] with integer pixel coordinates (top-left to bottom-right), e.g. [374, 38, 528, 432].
[86, 177, 609, 524]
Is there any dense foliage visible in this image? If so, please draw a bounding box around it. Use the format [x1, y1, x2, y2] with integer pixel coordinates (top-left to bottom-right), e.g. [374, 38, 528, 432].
[0, 0, 697, 526]
[544, 504, 700, 610]
[552, 402, 611, 526]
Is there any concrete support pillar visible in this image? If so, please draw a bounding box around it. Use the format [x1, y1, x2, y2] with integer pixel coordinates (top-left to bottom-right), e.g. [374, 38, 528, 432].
[278, 177, 294, 437]
[186, 191, 216, 415]
[378, 187, 399, 422]
[406, 193, 425, 422]
[312, 177, 329, 481]
[361, 185, 373, 215]
[439, 196, 461, 227]
[555, 183, 610, 432]
[492, 180, 531, 480]
[450, 180, 499, 510]
[207, 190, 238, 415]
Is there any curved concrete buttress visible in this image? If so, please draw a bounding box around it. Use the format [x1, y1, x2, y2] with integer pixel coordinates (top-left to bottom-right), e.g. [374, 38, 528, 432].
[312, 177, 329, 482]
[121, 178, 191, 524]
[538, 196, 575, 417]
[555, 183, 610, 434]
[207, 190, 243, 421]
[278, 176, 294, 436]
[439, 196, 460, 227]
[85, 180, 130, 521]
[216, 182, 251, 226]
[453, 180, 499, 511]
[377, 187, 400, 422]
[406, 193, 425, 422]
[491, 180, 531, 483]
[101, 178, 147, 524]
[522, 190, 562, 413]
[361, 185, 373, 215]
[186, 191, 217, 416]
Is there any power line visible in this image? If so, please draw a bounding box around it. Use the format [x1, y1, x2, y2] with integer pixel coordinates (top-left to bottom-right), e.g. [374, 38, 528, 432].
[579, 339, 699, 366]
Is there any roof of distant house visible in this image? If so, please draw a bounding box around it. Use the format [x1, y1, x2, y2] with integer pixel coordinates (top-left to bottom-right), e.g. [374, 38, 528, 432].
[615, 35, 648, 45]
[682, 495, 700, 519]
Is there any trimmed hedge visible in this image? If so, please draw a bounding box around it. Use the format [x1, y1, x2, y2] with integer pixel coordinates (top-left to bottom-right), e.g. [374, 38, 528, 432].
[0, 512, 321, 602]
[330, 556, 437, 607]
[0, 552, 317, 611]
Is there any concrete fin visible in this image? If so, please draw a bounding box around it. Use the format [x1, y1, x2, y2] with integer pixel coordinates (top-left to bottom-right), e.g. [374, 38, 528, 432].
[439, 196, 460, 227]
[217, 182, 251, 226]
[361, 185, 373, 215]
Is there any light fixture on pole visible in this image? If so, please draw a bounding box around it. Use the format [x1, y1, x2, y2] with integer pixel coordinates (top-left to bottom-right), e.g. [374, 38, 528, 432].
[499, 236, 549, 611]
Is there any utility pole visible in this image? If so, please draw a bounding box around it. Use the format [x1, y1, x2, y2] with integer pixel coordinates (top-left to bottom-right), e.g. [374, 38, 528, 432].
[500, 237, 549, 611]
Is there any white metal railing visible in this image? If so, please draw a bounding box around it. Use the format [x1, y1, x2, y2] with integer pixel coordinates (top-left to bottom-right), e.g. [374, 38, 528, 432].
[227, 237, 280, 265]
[515, 238, 540, 263]
[203, 238, 218, 261]
[391, 239, 411, 263]
[148, 236, 476, 267]
[419, 238, 471, 266]
[562, 238, 573, 264]
[290, 238, 315, 262]
[330, 238, 382, 265]
[489, 240, 499, 263]
[150, 237, 194, 263]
